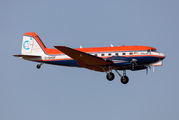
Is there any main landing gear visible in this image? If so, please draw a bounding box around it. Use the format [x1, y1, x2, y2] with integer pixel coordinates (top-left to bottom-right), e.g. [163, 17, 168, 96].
[120, 76, 129, 84]
[106, 72, 115, 81]
[36, 62, 44, 69]
[105, 68, 129, 84]
[115, 69, 129, 84]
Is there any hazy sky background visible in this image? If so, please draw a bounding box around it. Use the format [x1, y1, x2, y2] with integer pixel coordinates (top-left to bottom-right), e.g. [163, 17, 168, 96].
[1, 0, 179, 120]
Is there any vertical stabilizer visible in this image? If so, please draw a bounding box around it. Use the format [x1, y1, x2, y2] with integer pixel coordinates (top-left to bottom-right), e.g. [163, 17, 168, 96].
[21, 32, 46, 56]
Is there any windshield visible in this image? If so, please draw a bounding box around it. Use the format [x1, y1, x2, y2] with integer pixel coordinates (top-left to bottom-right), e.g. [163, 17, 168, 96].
[151, 49, 157, 52]
[148, 49, 157, 52]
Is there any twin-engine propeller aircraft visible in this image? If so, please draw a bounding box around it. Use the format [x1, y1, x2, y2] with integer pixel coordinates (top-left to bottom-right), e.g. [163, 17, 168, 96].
[14, 32, 165, 84]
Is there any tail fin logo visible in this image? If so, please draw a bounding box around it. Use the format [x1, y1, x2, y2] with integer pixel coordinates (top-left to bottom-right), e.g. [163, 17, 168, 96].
[23, 40, 30, 50]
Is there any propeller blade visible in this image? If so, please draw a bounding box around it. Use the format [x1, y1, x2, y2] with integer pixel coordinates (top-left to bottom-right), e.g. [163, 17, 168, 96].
[153, 66, 155, 73]
[146, 67, 148, 75]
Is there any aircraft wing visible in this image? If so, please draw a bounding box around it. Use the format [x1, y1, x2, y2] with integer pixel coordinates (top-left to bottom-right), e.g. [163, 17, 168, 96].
[54, 46, 113, 67]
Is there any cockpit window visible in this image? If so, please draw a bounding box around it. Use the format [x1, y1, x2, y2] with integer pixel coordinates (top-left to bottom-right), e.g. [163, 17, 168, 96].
[147, 49, 151, 52]
[151, 50, 157, 52]
[147, 49, 157, 52]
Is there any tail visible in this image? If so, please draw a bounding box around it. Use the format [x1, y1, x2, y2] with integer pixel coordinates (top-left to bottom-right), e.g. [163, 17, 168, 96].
[21, 32, 46, 55]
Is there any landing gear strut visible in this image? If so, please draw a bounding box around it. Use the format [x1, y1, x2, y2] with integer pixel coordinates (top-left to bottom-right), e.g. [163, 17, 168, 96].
[101, 66, 129, 84]
[115, 69, 129, 84]
[37, 62, 43, 69]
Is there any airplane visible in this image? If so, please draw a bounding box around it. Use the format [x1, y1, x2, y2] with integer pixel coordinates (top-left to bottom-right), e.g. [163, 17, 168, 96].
[14, 32, 166, 84]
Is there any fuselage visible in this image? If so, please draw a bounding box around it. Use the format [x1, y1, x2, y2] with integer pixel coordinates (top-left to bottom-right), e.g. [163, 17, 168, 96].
[32, 45, 165, 68]
[15, 32, 165, 72]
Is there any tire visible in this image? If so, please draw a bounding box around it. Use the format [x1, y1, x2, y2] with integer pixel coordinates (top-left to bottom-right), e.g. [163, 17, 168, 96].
[121, 76, 129, 84]
[106, 72, 115, 81]
[37, 64, 41, 69]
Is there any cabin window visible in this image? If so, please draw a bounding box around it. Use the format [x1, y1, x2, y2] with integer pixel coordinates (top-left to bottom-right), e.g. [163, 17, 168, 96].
[130, 52, 133, 55]
[94, 54, 97, 56]
[108, 53, 111, 56]
[101, 53, 105, 56]
[115, 53, 118, 56]
[122, 53, 125, 55]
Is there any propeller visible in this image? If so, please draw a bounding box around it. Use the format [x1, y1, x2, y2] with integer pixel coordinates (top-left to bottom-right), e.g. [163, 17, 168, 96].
[146, 67, 148, 75]
[153, 66, 155, 73]
[146, 66, 150, 75]
[146, 66, 154, 75]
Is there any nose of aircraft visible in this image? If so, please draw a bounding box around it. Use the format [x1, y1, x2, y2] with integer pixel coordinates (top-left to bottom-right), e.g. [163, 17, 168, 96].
[160, 53, 166, 60]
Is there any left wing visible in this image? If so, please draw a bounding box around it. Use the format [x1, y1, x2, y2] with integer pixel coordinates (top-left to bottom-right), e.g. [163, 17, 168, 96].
[54, 46, 113, 68]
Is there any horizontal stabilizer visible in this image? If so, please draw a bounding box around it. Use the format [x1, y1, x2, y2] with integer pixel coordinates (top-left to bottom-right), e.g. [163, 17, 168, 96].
[13, 55, 41, 58]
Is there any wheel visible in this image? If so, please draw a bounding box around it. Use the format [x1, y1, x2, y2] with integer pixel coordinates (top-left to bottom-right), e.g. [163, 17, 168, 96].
[106, 72, 115, 81]
[37, 64, 41, 69]
[121, 76, 129, 84]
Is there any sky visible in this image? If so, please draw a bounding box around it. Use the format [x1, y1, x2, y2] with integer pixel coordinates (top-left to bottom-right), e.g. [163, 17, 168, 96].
[0, 0, 179, 120]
